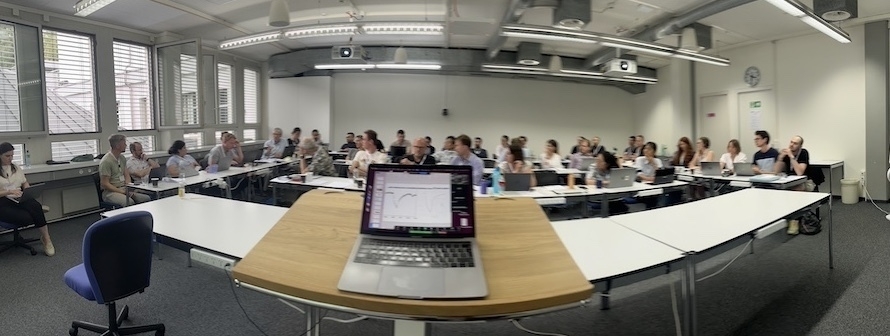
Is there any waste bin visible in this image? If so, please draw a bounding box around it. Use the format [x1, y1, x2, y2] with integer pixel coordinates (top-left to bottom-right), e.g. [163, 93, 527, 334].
[840, 178, 860, 204]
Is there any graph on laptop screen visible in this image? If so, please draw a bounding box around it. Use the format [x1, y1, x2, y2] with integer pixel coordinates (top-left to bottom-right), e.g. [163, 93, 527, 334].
[363, 165, 475, 236]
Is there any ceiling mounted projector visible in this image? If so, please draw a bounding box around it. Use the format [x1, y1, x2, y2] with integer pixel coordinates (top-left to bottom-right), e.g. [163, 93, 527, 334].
[602, 59, 637, 77]
[332, 45, 366, 60]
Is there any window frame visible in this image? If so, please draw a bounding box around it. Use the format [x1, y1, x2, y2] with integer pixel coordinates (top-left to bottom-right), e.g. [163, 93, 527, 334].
[153, 38, 204, 131]
[242, 67, 259, 126]
[42, 27, 100, 135]
[216, 62, 234, 125]
[112, 38, 156, 131]
[0, 18, 48, 137]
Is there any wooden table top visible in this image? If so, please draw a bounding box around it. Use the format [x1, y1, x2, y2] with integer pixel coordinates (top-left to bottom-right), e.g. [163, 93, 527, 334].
[233, 189, 592, 318]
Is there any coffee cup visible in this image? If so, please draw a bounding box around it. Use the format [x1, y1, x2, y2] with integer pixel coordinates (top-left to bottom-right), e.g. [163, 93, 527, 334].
[355, 178, 365, 189]
[150, 178, 159, 187]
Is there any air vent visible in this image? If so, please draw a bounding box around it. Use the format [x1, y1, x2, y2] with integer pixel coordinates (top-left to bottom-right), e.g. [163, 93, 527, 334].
[516, 42, 541, 66]
[814, 0, 857, 21]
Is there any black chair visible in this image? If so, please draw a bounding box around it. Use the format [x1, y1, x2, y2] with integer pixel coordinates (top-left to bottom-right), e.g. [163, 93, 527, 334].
[63, 211, 165, 336]
[91, 172, 121, 211]
[483, 159, 497, 168]
[0, 221, 38, 256]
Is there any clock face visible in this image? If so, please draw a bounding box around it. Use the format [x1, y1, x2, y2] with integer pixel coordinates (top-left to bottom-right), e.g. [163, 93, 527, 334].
[744, 66, 761, 87]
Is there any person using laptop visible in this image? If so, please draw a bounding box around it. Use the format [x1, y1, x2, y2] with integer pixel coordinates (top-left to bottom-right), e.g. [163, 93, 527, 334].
[166, 140, 201, 178]
[494, 135, 509, 162]
[719, 139, 748, 172]
[296, 138, 336, 177]
[208, 133, 244, 168]
[340, 132, 357, 151]
[471, 137, 488, 159]
[570, 136, 586, 155]
[589, 136, 606, 157]
[450, 134, 485, 185]
[690, 137, 715, 167]
[497, 145, 537, 187]
[390, 129, 411, 148]
[568, 139, 595, 169]
[670, 137, 694, 168]
[634, 142, 663, 208]
[350, 130, 389, 178]
[126, 141, 159, 184]
[398, 138, 436, 165]
[100, 134, 150, 208]
[752, 130, 779, 174]
[0, 142, 54, 256]
[262, 128, 287, 159]
[288, 127, 301, 147]
[539, 139, 563, 169]
[585, 151, 630, 214]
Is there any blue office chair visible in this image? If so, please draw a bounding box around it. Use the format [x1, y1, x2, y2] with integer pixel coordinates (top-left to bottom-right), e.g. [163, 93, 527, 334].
[0, 221, 38, 256]
[63, 211, 165, 336]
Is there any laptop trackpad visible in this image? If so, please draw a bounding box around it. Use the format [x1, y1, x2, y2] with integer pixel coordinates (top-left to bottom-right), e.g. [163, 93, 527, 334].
[377, 267, 445, 299]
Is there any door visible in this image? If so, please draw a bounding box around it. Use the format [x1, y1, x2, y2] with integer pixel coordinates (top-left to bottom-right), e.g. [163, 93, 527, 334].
[737, 89, 776, 149]
[699, 94, 730, 158]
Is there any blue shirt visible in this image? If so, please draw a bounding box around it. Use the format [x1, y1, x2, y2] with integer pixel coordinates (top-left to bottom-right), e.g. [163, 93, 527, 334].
[450, 153, 484, 185]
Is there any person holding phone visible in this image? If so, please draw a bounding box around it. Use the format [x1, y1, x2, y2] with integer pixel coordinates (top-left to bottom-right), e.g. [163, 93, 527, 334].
[0, 142, 54, 256]
[126, 141, 159, 184]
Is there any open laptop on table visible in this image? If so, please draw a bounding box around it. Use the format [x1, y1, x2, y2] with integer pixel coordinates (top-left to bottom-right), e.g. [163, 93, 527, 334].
[502, 173, 532, 196]
[700, 162, 722, 176]
[652, 168, 675, 185]
[578, 157, 596, 171]
[8, 183, 46, 203]
[607, 168, 636, 188]
[733, 162, 756, 176]
[216, 155, 234, 172]
[338, 164, 487, 299]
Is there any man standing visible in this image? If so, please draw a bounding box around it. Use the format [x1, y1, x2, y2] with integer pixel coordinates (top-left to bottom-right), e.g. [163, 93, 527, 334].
[341, 132, 357, 151]
[752, 130, 779, 174]
[450, 134, 485, 185]
[100, 134, 150, 207]
[433, 136, 457, 163]
[391, 130, 411, 148]
[398, 138, 437, 165]
[471, 137, 488, 158]
[126, 141, 159, 184]
[262, 127, 287, 159]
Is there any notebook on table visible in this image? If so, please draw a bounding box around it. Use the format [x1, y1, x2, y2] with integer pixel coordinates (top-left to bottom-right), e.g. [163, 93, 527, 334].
[338, 164, 487, 299]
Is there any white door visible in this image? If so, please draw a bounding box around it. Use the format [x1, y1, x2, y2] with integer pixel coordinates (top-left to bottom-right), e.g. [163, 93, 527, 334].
[699, 94, 730, 158]
[737, 90, 776, 149]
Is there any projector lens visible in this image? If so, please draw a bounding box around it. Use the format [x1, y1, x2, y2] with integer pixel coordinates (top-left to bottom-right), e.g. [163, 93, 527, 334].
[620, 61, 628, 70]
[339, 47, 352, 57]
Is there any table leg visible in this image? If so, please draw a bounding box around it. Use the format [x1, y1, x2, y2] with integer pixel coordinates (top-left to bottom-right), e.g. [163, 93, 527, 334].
[305, 306, 322, 336]
[601, 193, 609, 217]
[829, 195, 834, 269]
[225, 177, 233, 199]
[582, 195, 589, 218]
[272, 185, 278, 205]
[600, 279, 612, 310]
[828, 166, 834, 197]
[393, 320, 430, 336]
[749, 234, 755, 254]
[682, 252, 697, 336]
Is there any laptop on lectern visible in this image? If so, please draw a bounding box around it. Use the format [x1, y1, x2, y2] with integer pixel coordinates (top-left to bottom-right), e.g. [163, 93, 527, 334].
[337, 164, 487, 299]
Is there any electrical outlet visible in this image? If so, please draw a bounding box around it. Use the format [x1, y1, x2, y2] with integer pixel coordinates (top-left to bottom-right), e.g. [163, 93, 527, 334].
[190, 248, 236, 270]
[860, 169, 866, 187]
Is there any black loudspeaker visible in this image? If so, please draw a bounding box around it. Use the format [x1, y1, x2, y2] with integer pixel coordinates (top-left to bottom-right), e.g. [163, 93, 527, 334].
[442, 109, 449, 116]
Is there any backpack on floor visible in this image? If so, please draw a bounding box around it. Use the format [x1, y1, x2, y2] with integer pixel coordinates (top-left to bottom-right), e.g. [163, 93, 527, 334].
[798, 211, 822, 235]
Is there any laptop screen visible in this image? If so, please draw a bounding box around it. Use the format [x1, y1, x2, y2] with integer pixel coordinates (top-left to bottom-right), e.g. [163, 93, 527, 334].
[362, 164, 475, 238]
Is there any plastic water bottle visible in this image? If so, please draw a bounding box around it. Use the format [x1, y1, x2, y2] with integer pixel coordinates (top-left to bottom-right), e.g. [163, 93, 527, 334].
[491, 167, 501, 195]
[23, 150, 30, 168]
[178, 181, 185, 198]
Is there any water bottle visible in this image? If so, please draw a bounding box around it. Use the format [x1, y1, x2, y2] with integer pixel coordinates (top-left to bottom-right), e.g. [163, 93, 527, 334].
[24, 150, 30, 168]
[491, 167, 501, 195]
[178, 181, 185, 198]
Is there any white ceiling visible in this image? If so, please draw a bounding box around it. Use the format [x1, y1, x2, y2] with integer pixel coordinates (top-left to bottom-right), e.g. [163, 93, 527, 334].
[5, 0, 890, 67]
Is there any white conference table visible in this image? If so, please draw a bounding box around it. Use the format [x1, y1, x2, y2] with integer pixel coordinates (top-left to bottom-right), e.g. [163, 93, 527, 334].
[809, 159, 844, 196]
[102, 193, 288, 260]
[269, 175, 364, 204]
[482, 167, 584, 175]
[676, 171, 807, 193]
[128, 161, 289, 199]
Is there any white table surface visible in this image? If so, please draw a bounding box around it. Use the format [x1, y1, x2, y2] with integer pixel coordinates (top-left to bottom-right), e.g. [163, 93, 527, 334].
[270, 175, 364, 191]
[102, 193, 288, 258]
[482, 168, 583, 175]
[809, 159, 844, 169]
[473, 181, 688, 198]
[610, 188, 828, 252]
[552, 218, 684, 281]
[677, 172, 806, 185]
[129, 161, 287, 193]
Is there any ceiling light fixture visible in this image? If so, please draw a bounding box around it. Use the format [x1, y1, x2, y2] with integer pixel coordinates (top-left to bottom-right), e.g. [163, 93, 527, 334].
[763, 0, 851, 43]
[315, 63, 441, 70]
[481, 64, 658, 85]
[375, 64, 442, 70]
[314, 64, 376, 70]
[219, 32, 282, 50]
[362, 23, 444, 35]
[268, 0, 291, 27]
[500, 24, 728, 66]
[284, 25, 358, 38]
[73, 0, 116, 17]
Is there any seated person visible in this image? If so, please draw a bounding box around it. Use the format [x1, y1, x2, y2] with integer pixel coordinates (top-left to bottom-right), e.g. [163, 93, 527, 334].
[262, 127, 287, 159]
[634, 142, 663, 209]
[425, 136, 436, 155]
[296, 138, 336, 177]
[538, 139, 564, 169]
[450, 134, 485, 185]
[208, 133, 244, 168]
[432, 136, 457, 163]
[589, 136, 606, 157]
[126, 141, 159, 184]
[347, 135, 364, 160]
[752, 130, 779, 174]
[774, 135, 823, 235]
[166, 140, 201, 178]
[585, 151, 628, 214]
[398, 138, 437, 165]
[391, 129, 411, 148]
[350, 130, 389, 178]
[494, 135, 509, 161]
[340, 132, 357, 151]
[568, 139, 595, 169]
[497, 145, 537, 187]
[0, 142, 54, 256]
[100, 134, 151, 207]
[690, 137, 715, 167]
[471, 137, 488, 159]
[670, 137, 694, 168]
[622, 135, 637, 160]
[288, 127, 301, 146]
[719, 139, 748, 173]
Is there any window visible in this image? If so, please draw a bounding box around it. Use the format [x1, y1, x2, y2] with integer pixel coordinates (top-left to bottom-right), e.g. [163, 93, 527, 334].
[242, 129, 256, 141]
[156, 41, 200, 127]
[11, 143, 23, 165]
[51, 139, 98, 161]
[214, 130, 234, 144]
[217, 63, 233, 124]
[0, 21, 45, 133]
[243, 68, 258, 124]
[44, 29, 97, 134]
[126, 135, 155, 153]
[113, 41, 153, 130]
[183, 132, 203, 149]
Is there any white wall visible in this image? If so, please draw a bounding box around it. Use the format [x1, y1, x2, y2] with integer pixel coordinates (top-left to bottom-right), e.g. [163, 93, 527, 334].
[266, 76, 332, 144]
[328, 73, 635, 157]
[633, 59, 693, 153]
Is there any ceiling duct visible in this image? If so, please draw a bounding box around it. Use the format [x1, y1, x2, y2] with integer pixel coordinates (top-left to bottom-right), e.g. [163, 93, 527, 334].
[814, 0, 858, 21]
[486, 0, 535, 59]
[553, 0, 590, 29]
[517, 42, 542, 65]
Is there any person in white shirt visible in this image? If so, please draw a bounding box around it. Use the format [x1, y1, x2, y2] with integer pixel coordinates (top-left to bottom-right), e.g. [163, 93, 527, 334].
[538, 139, 563, 169]
[496, 144, 536, 187]
[634, 142, 663, 182]
[494, 135, 509, 162]
[519, 135, 532, 158]
[690, 137, 715, 167]
[0, 142, 54, 256]
[262, 127, 287, 159]
[433, 136, 457, 163]
[126, 141, 159, 184]
[719, 139, 748, 172]
[350, 130, 388, 178]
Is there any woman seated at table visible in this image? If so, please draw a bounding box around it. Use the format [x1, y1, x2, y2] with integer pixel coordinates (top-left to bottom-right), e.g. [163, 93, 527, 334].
[585, 151, 629, 214]
[634, 142, 663, 209]
[670, 137, 694, 168]
[719, 139, 748, 173]
[349, 130, 388, 179]
[166, 140, 201, 178]
[538, 139, 563, 169]
[497, 145, 537, 188]
[690, 137, 715, 167]
[0, 142, 54, 256]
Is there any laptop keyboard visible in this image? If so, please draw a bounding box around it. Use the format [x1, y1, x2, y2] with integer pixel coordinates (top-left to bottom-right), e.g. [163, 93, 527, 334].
[354, 239, 475, 268]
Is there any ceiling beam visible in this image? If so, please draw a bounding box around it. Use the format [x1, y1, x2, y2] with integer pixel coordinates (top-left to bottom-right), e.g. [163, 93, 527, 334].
[485, 0, 534, 60]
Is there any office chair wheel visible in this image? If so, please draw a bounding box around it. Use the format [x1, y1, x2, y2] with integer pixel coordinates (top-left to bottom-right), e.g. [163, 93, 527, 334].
[29, 250, 37, 256]
[68, 326, 77, 336]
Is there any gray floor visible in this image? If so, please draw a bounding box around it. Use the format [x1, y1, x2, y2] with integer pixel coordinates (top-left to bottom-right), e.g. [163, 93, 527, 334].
[0, 197, 886, 336]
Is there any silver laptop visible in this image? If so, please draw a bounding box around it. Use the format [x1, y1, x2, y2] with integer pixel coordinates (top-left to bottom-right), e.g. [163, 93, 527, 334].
[338, 164, 487, 299]
[216, 155, 233, 171]
[9, 183, 45, 203]
[578, 157, 597, 171]
[701, 162, 722, 176]
[607, 168, 635, 188]
[734, 162, 756, 176]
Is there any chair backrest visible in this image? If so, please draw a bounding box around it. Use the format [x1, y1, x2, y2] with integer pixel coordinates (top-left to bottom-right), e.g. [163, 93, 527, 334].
[91, 172, 103, 195]
[483, 159, 497, 168]
[82, 211, 154, 304]
[534, 170, 560, 186]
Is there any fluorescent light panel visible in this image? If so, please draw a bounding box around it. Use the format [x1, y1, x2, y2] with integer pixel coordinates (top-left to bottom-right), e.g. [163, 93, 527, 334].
[482, 65, 658, 84]
[315, 64, 376, 70]
[73, 0, 116, 17]
[219, 32, 282, 50]
[763, 0, 806, 17]
[764, 0, 851, 43]
[363, 23, 444, 35]
[800, 16, 851, 43]
[285, 25, 357, 38]
[315, 63, 441, 70]
[375, 64, 442, 70]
